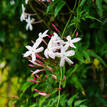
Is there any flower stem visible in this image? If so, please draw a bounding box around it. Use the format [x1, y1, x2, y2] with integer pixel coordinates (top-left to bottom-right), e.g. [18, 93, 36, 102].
[56, 67, 62, 107]
[61, 0, 78, 39]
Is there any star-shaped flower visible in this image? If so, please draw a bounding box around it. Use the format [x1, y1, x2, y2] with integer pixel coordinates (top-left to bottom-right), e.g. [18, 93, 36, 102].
[23, 43, 44, 62]
[20, 4, 27, 21]
[25, 16, 35, 31]
[57, 46, 75, 67]
[65, 35, 81, 48]
[35, 30, 48, 46]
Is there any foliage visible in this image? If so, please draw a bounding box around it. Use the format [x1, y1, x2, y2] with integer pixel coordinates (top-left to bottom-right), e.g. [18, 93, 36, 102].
[0, 0, 107, 107]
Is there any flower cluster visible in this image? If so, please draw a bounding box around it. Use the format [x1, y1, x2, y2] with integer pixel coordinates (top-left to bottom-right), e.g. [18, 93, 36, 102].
[23, 30, 81, 67]
[23, 29, 81, 96]
[20, 4, 35, 31]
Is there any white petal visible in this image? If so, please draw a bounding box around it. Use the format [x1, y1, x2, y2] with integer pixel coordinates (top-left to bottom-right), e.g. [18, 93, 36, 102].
[44, 49, 49, 58]
[65, 57, 74, 64]
[60, 57, 65, 67]
[55, 52, 61, 57]
[39, 32, 42, 37]
[70, 43, 76, 48]
[61, 46, 67, 53]
[34, 38, 42, 48]
[66, 35, 71, 41]
[23, 51, 31, 57]
[35, 47, 44, 53]
[25, 45, 32, 50]
[43, 29, 48, 37]
[49, 52, 55, 59]
[32, 53, 36, 61]
[53, 32, 58, 38]
[71, 38, 81, 43]
[63, 44, 69, 51]
[66, 50, 75, 56]
[20, 15, 23, 21]
[29, 24, 33, 31]
[22, 4, 25, 11]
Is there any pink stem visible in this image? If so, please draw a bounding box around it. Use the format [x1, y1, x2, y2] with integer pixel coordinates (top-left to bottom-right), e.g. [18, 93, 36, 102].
[43, 40, 48, 46]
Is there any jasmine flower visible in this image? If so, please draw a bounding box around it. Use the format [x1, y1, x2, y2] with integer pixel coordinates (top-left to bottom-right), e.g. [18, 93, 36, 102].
[20, 4, 27, 21]
[36, 30, 48, 46]
[65, 35, 81, 48]
[23, 44, 44, 62]
[57, 46, 75, 67]
[25, 16, 35, 31]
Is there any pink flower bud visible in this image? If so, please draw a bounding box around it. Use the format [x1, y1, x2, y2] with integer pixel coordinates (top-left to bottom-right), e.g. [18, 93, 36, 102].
[76, 32, 78, 37]
[52, 74, 57, 80]
[48, 35, 51, 38]
[35, 74, 41, 80]
[38, 92, 50, 97]
[29, 80, 40, 83]
[28, 64, 35, 67]
[62, 75, 66, 82]
[52, 24, 60, 32]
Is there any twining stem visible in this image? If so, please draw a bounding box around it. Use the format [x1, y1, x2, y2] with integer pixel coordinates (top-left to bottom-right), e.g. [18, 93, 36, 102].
[61, 0, 78, 39]
[71, 0, 81, 37]
[56, 67, 62, 107]
[61, 15, 72, 39]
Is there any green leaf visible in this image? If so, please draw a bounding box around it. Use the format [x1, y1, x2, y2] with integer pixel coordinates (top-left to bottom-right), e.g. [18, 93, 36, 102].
[60, 94, 68, 106]
[75, 53, 84, 63]
[39, 97, 47, 107]
[71, 74, 84, 91]
[74, 99, 86, 106]
[54, 1, 65, 17]
[85, 15, 102, 22]
[79, 0, 86, 7]
[20, 81, 33, 97]
[96, 0, 103, 17]
[67, 94, 78, 106]
[80, 105, 87, 107]
[83, 51, 90, 61]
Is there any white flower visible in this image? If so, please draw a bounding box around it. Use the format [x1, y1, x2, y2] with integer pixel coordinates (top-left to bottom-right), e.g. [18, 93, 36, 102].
[25, 0, 29, 4]
[57, 46, 75, 67]
[44, 32, 65, 59]
[48, 32, 64, 47]
[44, 33, 62, 59]
[20, 4, 27, 21]
[44, 47, 58, 59]
[65, 35, 81, 48]
[35, 30, 48, 46]
[25, 16, 35, 31]
[23, 44, 44, 62]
